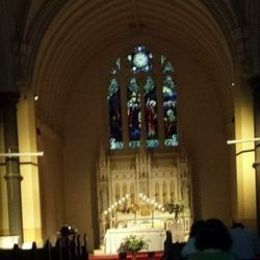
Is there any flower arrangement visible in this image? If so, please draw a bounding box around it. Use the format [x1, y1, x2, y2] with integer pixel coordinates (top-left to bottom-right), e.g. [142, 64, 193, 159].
[118, 242, 128, 254]
[117, 235, 149, 254]
[164, 202, 184, 221]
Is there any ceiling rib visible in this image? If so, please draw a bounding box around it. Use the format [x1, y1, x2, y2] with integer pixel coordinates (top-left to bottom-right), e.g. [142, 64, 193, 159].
[130, 0, 140, 35]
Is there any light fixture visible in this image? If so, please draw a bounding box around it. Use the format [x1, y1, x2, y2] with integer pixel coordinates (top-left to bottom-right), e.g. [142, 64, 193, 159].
[0, 151, 44, 157]
[227, 137, 260, 145]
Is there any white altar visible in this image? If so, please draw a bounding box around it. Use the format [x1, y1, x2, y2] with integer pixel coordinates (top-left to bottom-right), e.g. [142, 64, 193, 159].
[104, 227, 166, 254]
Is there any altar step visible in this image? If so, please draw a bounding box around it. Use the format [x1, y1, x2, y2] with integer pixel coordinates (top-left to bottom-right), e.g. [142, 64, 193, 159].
[93, 246, 106, 256]
[90, 251, 163, 260]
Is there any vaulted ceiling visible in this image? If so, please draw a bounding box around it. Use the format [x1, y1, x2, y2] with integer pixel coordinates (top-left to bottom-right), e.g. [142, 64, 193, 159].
[20, 0, 242, 133]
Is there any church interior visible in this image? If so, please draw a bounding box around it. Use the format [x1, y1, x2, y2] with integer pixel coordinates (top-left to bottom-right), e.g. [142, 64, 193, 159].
[0, 0, 260, 253]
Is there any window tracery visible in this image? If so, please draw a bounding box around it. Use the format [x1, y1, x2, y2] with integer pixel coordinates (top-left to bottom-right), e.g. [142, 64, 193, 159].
[108, 46, 178, 150]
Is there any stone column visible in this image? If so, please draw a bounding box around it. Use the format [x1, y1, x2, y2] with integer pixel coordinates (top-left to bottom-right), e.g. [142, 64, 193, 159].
[250, 75, 260, 234]
[0, 92, 23, 243]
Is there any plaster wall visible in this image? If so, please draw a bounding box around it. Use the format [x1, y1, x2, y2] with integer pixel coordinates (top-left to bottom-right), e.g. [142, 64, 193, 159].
[37, 121, 65, 243]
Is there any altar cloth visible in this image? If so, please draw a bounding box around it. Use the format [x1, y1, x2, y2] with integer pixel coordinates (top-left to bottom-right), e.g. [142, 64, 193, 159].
[104, 227, 166, 254]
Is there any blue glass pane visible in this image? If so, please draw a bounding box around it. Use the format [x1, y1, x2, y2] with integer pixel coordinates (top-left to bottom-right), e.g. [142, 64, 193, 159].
[163, 75, 178, 146]
[108, 78, 123, 149]
[127, 78, 141, 147]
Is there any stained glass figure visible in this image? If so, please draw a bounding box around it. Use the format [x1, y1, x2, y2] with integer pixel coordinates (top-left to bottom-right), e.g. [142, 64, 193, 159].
[108, 78, 123, 150]
[144, 76, 159, 148]
[163, 75, 178, 146]
[127, 77, 141, 148]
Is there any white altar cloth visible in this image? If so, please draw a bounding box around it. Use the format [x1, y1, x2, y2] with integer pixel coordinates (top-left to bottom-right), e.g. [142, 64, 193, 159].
[104, 227, 166, 254]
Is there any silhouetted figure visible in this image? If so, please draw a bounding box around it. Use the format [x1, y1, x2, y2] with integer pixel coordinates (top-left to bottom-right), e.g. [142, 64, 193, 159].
[230, 222, 260, 259]
[188, 218, 235, 260]
[163, 230, 174, 260]
[181, 220, 205, 258]
[58, 225, 77, 260]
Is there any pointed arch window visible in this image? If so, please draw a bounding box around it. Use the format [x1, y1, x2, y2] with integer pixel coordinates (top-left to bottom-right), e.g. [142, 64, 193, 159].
[161, 54, 177, 146]
[144, 76, 158, 148]
[107, 45, 178, 150]
[127, 77, 141, 148]
[108, 59, 123, 150]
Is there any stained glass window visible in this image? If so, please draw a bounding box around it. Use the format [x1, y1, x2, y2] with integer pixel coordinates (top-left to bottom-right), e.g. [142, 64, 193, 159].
[163, 75, 178, 146]
[107, 47, 178, 150]
[108, 77, 123, 150]
[144, 76, 159, 148]
[127, 78, 141, 148]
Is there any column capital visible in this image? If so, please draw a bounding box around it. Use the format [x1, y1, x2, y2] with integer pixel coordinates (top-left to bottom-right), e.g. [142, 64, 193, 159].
[0, 92, 20, 107]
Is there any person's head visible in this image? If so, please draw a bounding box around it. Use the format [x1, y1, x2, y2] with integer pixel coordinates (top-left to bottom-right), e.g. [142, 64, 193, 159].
[60, 225, 77, 238]
[231, 221, 244, 229]
[195, 218, 232, 252]
[189, 220, 205, 238]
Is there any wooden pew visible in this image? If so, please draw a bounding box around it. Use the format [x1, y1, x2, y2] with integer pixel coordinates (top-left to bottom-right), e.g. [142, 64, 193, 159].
[0, 233, 89, 260]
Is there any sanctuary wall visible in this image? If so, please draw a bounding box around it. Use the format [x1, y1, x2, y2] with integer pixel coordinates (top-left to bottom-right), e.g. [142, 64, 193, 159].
[96, 147, 193, 245]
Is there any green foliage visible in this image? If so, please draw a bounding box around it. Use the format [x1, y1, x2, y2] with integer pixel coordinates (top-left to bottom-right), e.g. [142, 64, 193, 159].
[164, 202, 184, 221]
[118, 235, 149, 253]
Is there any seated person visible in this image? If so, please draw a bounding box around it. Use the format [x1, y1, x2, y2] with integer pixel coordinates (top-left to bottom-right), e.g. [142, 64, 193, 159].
[181, 220, 205, 258]
[58, 225, 77, 248]
[229, 222, 260, 259]
[188, 218, 235, 260]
